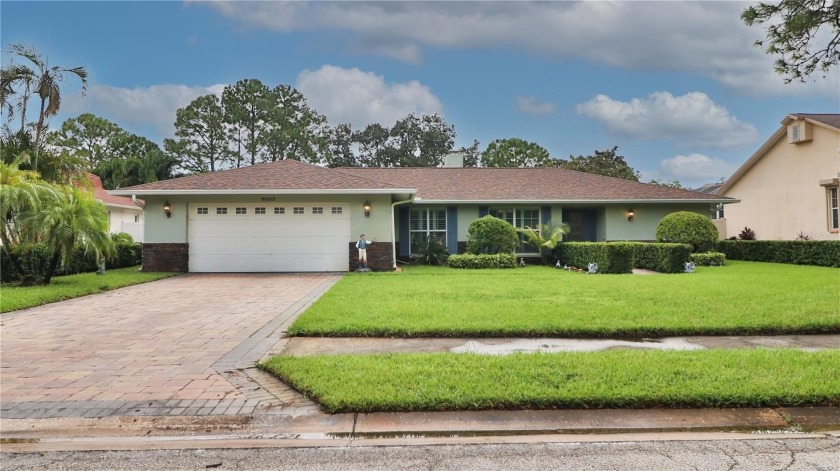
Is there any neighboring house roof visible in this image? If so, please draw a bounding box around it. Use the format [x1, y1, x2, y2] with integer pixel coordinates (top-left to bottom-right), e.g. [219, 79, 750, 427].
[335, 167, 733, 203]
[112, 159, 413, 195]
[79, 173, 144, 210]
[692, 182, 723, 195]
[719, 113, 840, 195]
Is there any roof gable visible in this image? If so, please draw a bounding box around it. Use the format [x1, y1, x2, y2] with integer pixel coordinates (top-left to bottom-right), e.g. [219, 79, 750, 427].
[76, 173, 143, 209]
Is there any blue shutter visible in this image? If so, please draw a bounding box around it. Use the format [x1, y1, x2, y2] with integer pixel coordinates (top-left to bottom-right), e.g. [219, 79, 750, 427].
[541, 206, 551, 225]
[398, 206, 410, 257]
[447, 206, 458, 254]
[479, 206, 489, 217]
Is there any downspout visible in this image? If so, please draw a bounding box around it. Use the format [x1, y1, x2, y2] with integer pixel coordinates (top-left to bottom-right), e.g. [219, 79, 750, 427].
[390, 195, 415, 270]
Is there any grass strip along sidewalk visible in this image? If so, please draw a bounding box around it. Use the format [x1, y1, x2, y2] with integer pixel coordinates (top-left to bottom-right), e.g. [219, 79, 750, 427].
[289, 262, 840, 338]
[261, 349, 840, 414]
[1, 267, 178, 313]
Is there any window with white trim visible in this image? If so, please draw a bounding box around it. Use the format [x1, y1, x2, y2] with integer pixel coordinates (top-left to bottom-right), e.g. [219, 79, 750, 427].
[293, 207, 304, 214]
[255, 207, 266, 215]
[274, 207, 285, 214]
[331, 206, 343, 215]
[216, 207, 227, 215]
[409, 208, 446, 255]
[197, 207, 208, 215]
[312, 206, 324, 214]
[235, 207, 247, 215]
[829, 187, 839, 231]
[489, 207, 541, 253]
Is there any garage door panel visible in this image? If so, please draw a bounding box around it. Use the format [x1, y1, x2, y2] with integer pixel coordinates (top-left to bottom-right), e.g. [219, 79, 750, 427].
[187, 203, 351, 272]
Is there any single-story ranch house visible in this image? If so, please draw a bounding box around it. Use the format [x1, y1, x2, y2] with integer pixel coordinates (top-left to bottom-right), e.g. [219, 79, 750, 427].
[112, 159, 736, 272]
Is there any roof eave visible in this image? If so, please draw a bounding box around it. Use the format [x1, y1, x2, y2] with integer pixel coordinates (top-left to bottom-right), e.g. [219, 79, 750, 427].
[413, 198, 739, 204]
[103, 202, 144, 210]
[109, 188, 417, 196]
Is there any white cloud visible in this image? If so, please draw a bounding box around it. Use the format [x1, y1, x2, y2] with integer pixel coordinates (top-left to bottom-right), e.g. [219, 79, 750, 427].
[516, 96, 556, 116]
[199, 1, 835, 97]
[296, 65, 443, 129]
[659, 153, 737, 183]
[62, 83, 225, 138]
[576, 92, 759, 149]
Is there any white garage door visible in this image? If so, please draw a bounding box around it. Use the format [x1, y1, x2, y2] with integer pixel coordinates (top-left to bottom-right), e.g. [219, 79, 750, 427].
[188, 203, 350, 272]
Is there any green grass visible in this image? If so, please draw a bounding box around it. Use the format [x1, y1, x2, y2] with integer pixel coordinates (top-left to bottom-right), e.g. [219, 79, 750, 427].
[289, 261, 840, 338]
[0, 267, 178, 313]
[261, 349, 840, 413]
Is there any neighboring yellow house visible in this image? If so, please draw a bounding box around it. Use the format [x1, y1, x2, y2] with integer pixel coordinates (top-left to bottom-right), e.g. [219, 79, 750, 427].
[718, 114, 840, 241]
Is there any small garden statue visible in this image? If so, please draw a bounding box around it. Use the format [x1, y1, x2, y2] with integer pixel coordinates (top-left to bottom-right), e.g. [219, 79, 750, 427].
[587, 262, 598, 274]
[96, 258, 106, 276]
[684, 262, 695, 273]
[356, 234, 375, 271]
[519, 258, 526, 267]
[555, 260, 562, 269]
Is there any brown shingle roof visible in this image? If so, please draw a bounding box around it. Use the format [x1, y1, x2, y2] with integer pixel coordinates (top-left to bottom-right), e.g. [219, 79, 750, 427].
[791, 113, 840, 130]
[335, 167, 730, 202]
[78, 173, 143, 208]
[116, 159, 404, 192]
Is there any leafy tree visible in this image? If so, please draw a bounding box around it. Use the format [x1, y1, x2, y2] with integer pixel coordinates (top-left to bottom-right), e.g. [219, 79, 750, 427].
[95, 134, 176, 189]
[354, 123, 392, 167]
[648, 179, 684, 189]
[24, 185, 113, 284]
[481, 138, 552, 168]
[325, 123, 359, 168]
[166, 94, 229, 173]
[385, 114, 455, 167]
[742, 0, 840, 83]
[656, 211, 719, 253]
[263, 84, 329, 163]
[48, 113, 125, 166]
[518, 220, 571, 265]
[0, 154, 56, 247]
[557, 146, 640, 181]
[455, 139, 481, 167]
[0, 43, 88, 165]
[222, 78, 271, 167]
[3, 127, 86, 184]
[466, 215, 520, 254]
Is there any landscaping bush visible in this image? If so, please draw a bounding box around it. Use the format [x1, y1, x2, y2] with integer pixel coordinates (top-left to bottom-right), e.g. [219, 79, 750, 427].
[1, 243, 51, 283]
[465, 215, 519, 254]
[448, 253, 517, 269]
[739, 227, 756, 240]
[717, 240, 840, 267]
[656, 211, 719, 252]
[690, 252, 726, 266]
[412, 237, 449, 265]
[632, 243, 693, 274]
[555, 242, 634, 274]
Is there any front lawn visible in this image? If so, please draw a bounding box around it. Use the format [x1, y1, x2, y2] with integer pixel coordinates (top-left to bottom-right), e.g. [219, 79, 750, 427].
[289, 261, 840, 337]
[261, 349, 840, 413]
[0, 267, 178, 313]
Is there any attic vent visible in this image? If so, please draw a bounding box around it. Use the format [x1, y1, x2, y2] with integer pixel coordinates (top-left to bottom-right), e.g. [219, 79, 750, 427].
[787, 122, 812, 144]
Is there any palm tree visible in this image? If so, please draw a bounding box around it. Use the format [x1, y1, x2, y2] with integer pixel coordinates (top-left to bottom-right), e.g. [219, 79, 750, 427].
[0, 153, 56, 246]
[1, 43, 88, 165]
[518, 220, 571, 265]
[24, 185, 113, 284]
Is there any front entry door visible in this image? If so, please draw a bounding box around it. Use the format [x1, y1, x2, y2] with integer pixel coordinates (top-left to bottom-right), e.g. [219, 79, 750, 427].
[562, 209, 597, 242]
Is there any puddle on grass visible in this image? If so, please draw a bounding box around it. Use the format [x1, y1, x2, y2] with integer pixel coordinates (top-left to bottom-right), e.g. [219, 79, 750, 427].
[450, 338, 706, 355]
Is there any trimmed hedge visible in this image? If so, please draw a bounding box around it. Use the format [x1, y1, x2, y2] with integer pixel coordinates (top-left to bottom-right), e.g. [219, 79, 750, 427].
[690, 252, 727, 266]
[448, 253, 517, 269]
[1, 239, 142, 283]
[656, 211, 719, 253]
[632, 243, 693, 274]
[466, 216, 519, 255]
[717, 240, 840, 267]
[555, 242, 634, 274]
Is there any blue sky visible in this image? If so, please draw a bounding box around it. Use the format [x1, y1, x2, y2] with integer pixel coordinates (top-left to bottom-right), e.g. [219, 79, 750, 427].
[3, 1, 837, 187]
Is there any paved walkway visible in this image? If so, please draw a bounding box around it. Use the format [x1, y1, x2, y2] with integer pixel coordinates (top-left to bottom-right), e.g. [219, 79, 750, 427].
[0, 273, 341, 420]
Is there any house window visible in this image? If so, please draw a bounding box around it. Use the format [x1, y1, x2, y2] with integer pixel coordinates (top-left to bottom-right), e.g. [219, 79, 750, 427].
[216, 207, 228, 215]
[134, 214, 140, 222]
[197, 207, 208, 215]
[489, 207, 541, 253]
[829, 187, 839, 231]
[235, 207, 247, 215]
[293, 207, 304, 214]
[274, 207, 285, 214]
[312, 206, 324, 214]
[331, 206, 343, 215]
[255, 207, 266, 215]
[409, 208, 446, 255]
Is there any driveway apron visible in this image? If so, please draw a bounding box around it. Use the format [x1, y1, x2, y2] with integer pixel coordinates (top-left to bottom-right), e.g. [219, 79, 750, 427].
[0, 273, 340, 419]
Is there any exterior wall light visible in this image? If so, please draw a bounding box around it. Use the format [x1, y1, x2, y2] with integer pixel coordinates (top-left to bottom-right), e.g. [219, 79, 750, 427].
[164, 200, 172, 218]
[627, 209, 634, 221]
[363, 200, 371, 218]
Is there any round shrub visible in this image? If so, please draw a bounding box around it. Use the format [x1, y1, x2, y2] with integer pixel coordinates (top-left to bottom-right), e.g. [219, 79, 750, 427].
[656, 211, 719, 253]
[466, 215, 519, 254]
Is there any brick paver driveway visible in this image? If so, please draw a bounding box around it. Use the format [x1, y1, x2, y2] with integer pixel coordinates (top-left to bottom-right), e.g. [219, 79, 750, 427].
[0, 273, 340, 419]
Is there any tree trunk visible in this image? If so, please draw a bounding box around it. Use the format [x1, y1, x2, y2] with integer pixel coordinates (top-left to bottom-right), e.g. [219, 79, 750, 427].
[42, 249, 62, 285]
[33, 97, 47, 166]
